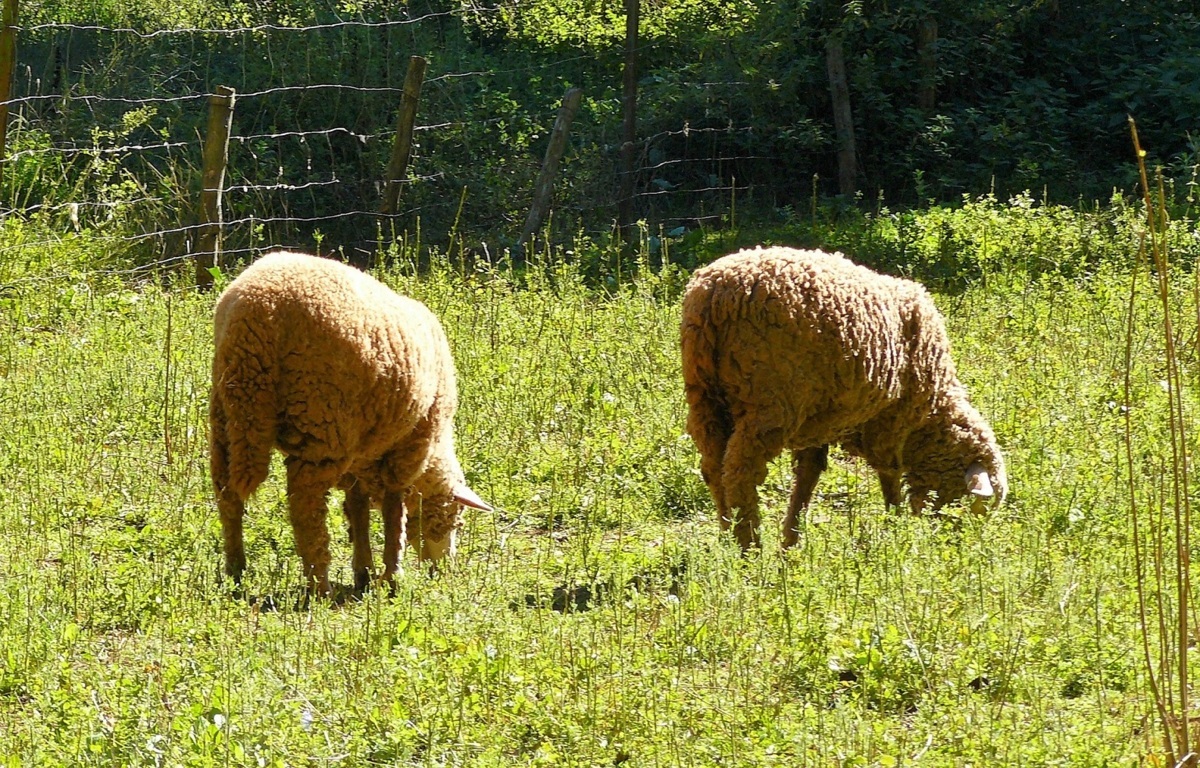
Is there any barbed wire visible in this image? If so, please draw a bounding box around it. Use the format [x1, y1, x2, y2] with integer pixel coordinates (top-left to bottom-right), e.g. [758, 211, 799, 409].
[232, 127, 378, 143]
[6, 140, 193, 159]
[1, 17, 779, 289]
[225, 179, 344, 194]
[3, 74, 617, 108]
[642, 156, 774, 174]
[0, 213, 443, 279]
[644, 125, 756, 141]
[6, 123, 764, 165]
[2, 83, 406, 107]
[0, 167, 738, 224]
[636, 182, 751, 199]
[19, 11, 495, 38]
[0, 197, 166, 216]
[0, 230, 515, 291]
[2, 116, 517, 160]
[0, 169, 750, 237]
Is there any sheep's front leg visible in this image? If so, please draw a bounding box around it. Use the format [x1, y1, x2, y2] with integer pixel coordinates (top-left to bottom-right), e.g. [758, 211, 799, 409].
[341, 477, 374, 594]
[782, 445, 828, 549]
[284, 457, 344, 596]
[380, 490, 407, 586]
[407, 494, 461, 564]
[856, 422, 906, 510]
[722, 421, 785, 551]
[877, 469, 904, 509]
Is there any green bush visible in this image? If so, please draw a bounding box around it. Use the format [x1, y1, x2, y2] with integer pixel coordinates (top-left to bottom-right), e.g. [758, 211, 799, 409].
[8, 0, 1199, 270]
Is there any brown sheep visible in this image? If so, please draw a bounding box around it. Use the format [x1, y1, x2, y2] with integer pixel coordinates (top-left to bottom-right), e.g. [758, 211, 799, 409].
[680, 246, 1007, 550]
[209, 250, 491, 595]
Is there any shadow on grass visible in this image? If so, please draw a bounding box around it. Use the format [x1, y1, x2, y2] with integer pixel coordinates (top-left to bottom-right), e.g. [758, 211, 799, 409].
[511, 559, 688, 614]
[231, 580, 391, 612]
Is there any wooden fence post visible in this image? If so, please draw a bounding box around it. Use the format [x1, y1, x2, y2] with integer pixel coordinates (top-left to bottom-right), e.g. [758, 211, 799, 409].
[380, 55, 428, 217]
[518, 87, 583, 256]
[0, 0, 18, 200]
[825, 36, 857, 197]
[195, 85, 235, 290]
[617, 0, 639, 247]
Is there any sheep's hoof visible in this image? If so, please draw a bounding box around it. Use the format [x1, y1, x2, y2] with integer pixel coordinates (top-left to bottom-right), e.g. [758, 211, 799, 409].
[733, 527, 761, 553]
[380, 574, 398, 598]
[353, 568, 372, 595]
[224, 559, 245, 584]
[306, 580, 333, 601]
[781, 526, 802, 549]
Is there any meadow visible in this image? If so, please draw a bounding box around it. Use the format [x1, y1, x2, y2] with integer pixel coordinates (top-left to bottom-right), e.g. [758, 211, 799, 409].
[1, 196, 1198, 765]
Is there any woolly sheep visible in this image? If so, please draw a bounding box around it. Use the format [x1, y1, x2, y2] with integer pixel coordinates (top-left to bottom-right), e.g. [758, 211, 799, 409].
[209, 250, 491, 595]
[680, 246, 1007, 550]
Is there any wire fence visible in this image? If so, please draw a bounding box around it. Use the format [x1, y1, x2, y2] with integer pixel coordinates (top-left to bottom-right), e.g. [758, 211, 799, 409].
[0, 11, 811, 284]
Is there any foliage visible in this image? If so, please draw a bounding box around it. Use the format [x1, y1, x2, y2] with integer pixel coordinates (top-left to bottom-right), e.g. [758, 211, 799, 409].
[5, 0, 1199, 268]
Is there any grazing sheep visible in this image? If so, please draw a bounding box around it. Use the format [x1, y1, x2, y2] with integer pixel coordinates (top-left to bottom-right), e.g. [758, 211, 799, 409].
[209, 250, 491, 595]
[681, 246, 1006, 550]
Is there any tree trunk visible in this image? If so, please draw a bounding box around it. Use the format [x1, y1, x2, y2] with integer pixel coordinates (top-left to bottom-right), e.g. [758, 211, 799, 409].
[917, 17, 938, 112]
[617, 0, 639, 246]
[825, 36, 857, 197]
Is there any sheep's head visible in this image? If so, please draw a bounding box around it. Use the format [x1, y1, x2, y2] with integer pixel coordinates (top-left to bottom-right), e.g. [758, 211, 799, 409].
[406, 478, 491, 563]
[903, 414, 1007, 515]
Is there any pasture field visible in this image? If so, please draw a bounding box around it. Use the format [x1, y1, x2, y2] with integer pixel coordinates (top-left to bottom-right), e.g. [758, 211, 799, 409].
[0, 205, 1196, 765]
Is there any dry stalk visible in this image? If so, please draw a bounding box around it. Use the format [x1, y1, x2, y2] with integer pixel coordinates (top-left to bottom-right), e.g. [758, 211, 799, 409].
[1130, 115, 1195, 766]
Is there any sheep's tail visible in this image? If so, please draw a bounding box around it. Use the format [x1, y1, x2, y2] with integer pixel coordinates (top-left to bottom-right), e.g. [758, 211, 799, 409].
[210, 323, 277, 500]
[680, 280, 733, 466]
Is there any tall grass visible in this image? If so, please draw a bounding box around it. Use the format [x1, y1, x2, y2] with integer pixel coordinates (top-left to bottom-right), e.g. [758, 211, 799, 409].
[0, 202, 1195, 763]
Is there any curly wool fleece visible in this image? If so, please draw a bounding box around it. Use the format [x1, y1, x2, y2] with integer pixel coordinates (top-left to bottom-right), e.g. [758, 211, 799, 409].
[209, 250, 490, 594]
[680, 246, 1006, 550]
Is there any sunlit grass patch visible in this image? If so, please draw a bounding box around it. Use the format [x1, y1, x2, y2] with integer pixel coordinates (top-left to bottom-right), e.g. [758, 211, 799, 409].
[0, 221, 1186, 763]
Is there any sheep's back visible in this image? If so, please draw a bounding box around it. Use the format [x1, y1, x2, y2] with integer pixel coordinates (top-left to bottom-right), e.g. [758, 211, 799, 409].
[683, 247, 929, 444]
[213, 251, 453, 462]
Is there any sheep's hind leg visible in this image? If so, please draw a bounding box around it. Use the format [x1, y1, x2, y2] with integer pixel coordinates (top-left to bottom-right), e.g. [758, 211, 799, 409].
[721, 420, 785, 551]
[782, 445, 828, 549]
[284, 456, 344, 597]
[685, 388, 734, 534]
[217, 488, 247, 583]
[210, 405, 247, 584]
[341, 476, 374, 594]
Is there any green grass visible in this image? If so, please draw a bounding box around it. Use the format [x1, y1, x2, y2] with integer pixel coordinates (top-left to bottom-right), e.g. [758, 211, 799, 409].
[1, 211, 1195, 764]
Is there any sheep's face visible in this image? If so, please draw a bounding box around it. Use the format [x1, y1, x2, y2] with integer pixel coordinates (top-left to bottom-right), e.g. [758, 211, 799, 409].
[907, 464, 998, 514]
[903, 423, 1007, 514]
[405, 483, 491, 563]
[405, 492, 462, 563]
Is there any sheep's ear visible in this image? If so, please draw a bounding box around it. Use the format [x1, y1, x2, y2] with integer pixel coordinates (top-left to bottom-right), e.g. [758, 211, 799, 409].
[453, 485, 493, 512]
[965, 463, 994, 498]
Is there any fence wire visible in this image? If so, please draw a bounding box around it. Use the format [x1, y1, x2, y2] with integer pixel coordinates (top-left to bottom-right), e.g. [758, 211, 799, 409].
[0, 11, 807, 288]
